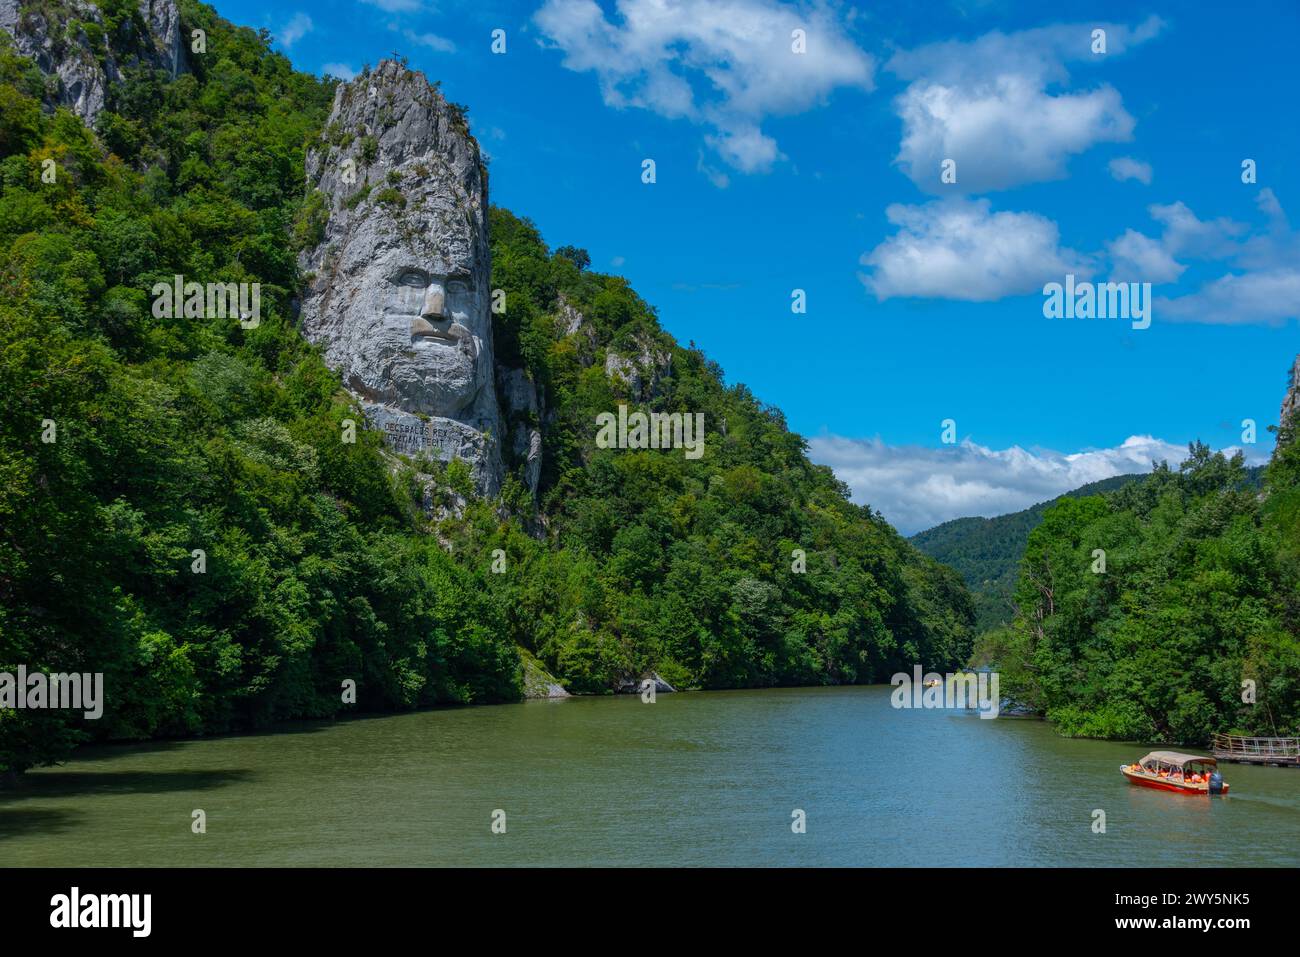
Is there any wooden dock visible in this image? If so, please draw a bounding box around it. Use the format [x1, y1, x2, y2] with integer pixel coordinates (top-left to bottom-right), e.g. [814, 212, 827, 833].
[1212, 733, 1300, 766]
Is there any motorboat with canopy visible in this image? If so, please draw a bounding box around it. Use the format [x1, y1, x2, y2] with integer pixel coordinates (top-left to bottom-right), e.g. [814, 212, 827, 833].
[1120, 751, 1228, 795]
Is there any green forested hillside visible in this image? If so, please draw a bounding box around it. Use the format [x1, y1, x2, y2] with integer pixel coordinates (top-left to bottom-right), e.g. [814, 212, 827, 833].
[0, 4, 974, 776]
[911, 474, 1143, 631]
[979, 438, 1300, 743]
[913, 467, 1267, 633]
[470, 207, 974, 694]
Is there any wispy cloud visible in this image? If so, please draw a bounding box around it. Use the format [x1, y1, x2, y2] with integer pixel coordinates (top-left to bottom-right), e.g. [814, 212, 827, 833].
[1101, 188, 1300, 324]
[402, 28, 456, 53]
[362, 0, 424, 12]
[1108, 156, 1152, 184]
[696, 149, 730, 189]
[278, 12, 314, 49]
[322, 62, 358, 80]
[1106, 228, 1184, 284]
[1160, 268, 1300, 326]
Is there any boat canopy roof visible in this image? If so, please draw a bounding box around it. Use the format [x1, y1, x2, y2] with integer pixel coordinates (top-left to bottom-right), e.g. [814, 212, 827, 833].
[1140, 751, 1217, 767]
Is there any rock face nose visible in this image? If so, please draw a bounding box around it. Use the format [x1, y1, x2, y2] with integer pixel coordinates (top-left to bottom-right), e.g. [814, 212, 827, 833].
[298, 61, 503, 497]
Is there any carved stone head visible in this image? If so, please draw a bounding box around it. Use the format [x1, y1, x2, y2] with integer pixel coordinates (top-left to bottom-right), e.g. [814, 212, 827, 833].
[298, 61, 502, 494]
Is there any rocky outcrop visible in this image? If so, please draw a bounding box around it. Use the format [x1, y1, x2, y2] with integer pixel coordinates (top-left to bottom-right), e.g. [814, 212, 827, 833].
[0, 0, 189, 124]
[556, 293, 597, 370]
[496, 366, 542, 498]
[1277, 353, 1300, 454]
[604, 337, 672, 401]
[1282, 355, 1300, 432]
[298, 61, 504, 496]
[136, 0, 187, 77]
[615, 673, 677, 694]
[520, 649, 570, 699]
[558, 293, 586, 337]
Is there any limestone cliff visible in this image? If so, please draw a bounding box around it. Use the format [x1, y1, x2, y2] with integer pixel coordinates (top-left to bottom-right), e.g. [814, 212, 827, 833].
[1278, 353, 1300, 453]
[1282, 355, 1299, 430]
[298, 61, 508, 497]
[0, 0, 188, 124]
[604, 338, 673, 402]
[496, 365, 542, 497]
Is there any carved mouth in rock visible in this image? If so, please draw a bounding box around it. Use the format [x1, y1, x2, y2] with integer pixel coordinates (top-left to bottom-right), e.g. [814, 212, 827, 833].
[409, 316, 463, 344]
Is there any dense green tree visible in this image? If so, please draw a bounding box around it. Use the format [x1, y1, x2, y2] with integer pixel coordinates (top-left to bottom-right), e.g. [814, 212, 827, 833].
[991, 435, 1300, 744]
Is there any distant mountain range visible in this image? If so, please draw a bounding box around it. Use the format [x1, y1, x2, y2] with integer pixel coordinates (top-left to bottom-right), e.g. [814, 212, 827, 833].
[911, 467, 1266, 632]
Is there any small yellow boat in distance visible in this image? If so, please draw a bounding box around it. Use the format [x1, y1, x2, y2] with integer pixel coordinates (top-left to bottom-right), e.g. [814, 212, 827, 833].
[1121, 751, 1228, 795]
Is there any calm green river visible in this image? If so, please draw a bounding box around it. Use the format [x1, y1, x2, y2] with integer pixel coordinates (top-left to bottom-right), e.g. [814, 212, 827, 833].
[2, 685, 1298, 866]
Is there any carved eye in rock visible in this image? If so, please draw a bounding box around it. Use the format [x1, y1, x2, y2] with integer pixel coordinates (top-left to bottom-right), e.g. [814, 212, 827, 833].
[444, 277, 471, 318]
[391, 270, 432, 320]
[395, 270, 428, 288]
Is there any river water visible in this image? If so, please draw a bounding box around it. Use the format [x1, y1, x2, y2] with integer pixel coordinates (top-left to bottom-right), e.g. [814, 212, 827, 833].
[2, 685, 1297, 866]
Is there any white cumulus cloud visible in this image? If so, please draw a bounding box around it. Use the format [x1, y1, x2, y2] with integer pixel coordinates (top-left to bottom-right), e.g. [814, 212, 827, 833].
[1149, 200, 1246, 258]
[860, 197, 1090, 301]
[887, 17, 1163, 192]
[533, 0, 874, 176]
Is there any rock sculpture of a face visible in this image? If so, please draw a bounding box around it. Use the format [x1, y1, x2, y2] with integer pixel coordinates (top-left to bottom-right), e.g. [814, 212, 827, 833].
[324, 215, 488, 419]
[298, 61, 502, 495]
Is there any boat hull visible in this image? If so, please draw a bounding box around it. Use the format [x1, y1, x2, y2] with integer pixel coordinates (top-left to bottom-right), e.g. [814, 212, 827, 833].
[1120, 767, 1227, 795]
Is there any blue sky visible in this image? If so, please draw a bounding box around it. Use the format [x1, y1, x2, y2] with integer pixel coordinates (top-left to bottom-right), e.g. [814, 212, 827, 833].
[228, 0, 1300, 533]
